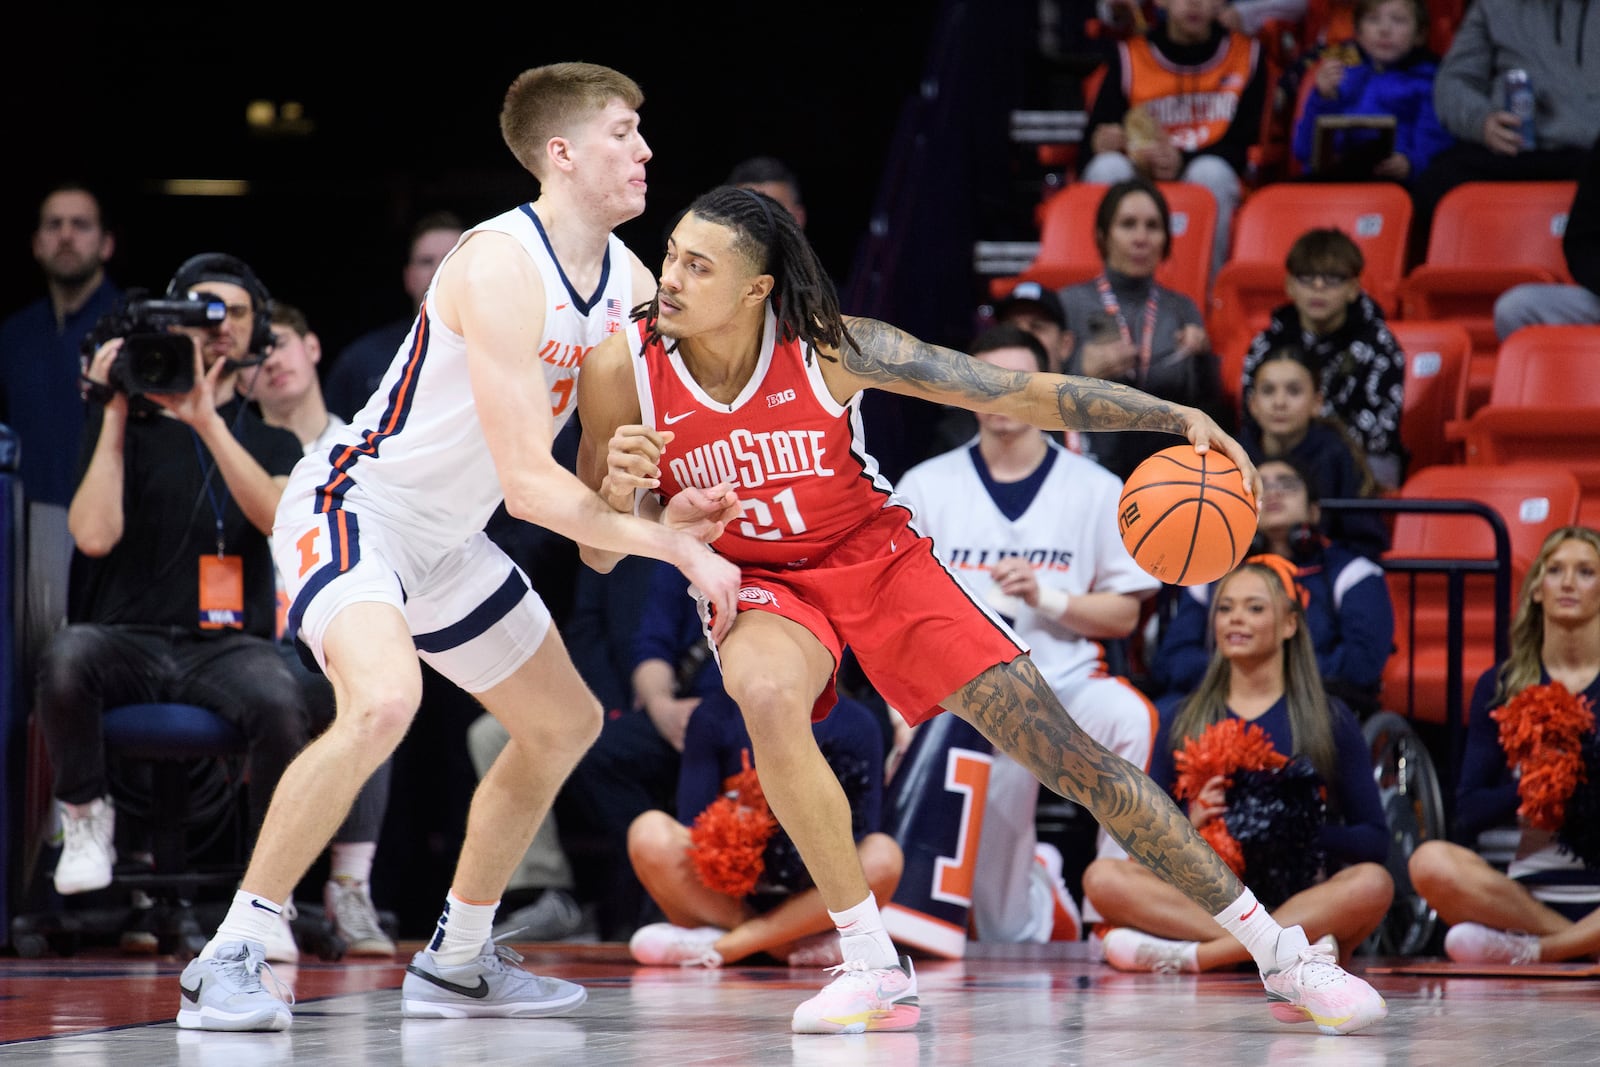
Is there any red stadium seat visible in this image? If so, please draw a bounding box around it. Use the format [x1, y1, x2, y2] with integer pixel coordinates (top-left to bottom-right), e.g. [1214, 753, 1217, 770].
[1391, 319, 1470, 476]
[1398, 181, 1578, 415]
[1381, 463, 1581, 726]
[1450, 325, 1600, 466]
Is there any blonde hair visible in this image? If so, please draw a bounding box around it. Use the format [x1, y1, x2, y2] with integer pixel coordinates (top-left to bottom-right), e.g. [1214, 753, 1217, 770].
[1497, 525, 1600, 702]
[499, 62, 644, 179]
[1169, 560, 1339, 784]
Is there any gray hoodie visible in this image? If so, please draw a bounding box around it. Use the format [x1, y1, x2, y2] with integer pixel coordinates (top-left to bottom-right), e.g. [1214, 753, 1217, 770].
[1433, 0, 1600, 151]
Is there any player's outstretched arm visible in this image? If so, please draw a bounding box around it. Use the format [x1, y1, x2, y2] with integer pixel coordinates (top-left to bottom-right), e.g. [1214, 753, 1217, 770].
[822, 317, 1260, 499]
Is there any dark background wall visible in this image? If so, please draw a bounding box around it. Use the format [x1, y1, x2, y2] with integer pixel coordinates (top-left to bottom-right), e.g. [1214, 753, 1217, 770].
[3, 5, 943, 358]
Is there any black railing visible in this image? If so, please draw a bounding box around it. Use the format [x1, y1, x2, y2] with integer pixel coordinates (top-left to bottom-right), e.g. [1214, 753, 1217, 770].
[1320, 496, 1512, 808]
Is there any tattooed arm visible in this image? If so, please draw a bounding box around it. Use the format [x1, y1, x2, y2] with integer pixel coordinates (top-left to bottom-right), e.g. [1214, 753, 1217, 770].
[819, 317, 1262, 495]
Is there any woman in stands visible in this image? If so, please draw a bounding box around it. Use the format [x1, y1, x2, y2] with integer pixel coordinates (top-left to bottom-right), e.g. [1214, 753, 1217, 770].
[1409, 526, 1600, 965]
[1055, 178, 1229, 481]
[1085, 555, 1393, 973]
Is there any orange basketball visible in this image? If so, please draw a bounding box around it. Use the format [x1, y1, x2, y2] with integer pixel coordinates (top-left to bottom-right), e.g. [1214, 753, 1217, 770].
[1117, 445, 1259, 586]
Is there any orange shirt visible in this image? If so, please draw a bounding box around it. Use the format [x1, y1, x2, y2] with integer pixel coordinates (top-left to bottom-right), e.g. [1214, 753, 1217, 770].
[1121, 31, 1259, 153]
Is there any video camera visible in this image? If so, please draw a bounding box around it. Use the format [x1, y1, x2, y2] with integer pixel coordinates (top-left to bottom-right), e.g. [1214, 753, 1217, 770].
[82, 290, 228, 397]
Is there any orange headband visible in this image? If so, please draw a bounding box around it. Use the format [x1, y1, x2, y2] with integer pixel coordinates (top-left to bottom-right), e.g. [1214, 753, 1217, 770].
[1243, 552, 1310, 609]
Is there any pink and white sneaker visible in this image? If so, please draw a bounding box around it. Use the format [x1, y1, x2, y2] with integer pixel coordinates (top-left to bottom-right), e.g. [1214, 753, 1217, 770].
[791, 955, 920, 1034]
[628, 923, 725, 968]
[1444, 922, 1541, 965]
[1262, 926, 1388, 1035]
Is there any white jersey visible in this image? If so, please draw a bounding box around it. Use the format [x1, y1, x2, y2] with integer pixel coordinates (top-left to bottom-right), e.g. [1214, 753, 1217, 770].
[299, 204, 632, 549]
[897, 438, 1160, 693]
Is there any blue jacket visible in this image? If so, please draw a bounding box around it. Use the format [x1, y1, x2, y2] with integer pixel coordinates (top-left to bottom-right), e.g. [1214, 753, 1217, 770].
[1293, 46, 1454, 181]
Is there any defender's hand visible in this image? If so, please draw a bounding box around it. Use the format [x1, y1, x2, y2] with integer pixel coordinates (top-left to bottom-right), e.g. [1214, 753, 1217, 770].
[680, 547, 741, 643]
[664, 482, 741, 542]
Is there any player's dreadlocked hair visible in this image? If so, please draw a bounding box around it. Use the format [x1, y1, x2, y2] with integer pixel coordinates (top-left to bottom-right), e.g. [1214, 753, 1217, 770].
[633, 185, 857, 362]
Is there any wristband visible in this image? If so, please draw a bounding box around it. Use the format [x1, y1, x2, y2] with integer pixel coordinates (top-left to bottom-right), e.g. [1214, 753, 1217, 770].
[1035, 586, 1070, 621]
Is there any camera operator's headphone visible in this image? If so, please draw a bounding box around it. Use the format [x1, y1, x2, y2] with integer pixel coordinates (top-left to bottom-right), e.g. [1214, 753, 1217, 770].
[165, 252, 274, 361]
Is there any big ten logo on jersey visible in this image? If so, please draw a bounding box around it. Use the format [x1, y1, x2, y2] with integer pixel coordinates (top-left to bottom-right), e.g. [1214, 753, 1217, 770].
[945, 547, 1075, 575]
[766, 388, 796, 408]
[880, 715, 995, 959]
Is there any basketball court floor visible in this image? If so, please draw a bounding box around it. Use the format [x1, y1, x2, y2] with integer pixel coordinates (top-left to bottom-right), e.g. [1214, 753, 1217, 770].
[2, 940, 1595, 1065]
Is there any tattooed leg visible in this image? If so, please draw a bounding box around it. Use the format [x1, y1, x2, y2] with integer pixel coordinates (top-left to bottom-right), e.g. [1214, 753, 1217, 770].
[944, 656, 1243, 914]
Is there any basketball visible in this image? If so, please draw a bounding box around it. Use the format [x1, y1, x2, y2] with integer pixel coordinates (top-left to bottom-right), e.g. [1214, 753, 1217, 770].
[1117, 445, 1259, 586]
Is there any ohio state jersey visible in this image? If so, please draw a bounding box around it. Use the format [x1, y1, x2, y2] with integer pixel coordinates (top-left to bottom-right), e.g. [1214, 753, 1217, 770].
[627, 310, 903, 569]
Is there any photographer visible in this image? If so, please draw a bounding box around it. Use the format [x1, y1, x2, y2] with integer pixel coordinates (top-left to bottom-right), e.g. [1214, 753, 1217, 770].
[36, 253, 307, 960]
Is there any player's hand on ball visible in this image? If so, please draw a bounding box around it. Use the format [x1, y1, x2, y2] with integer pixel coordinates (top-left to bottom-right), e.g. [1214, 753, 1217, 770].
[1180, 408, 1261, 503]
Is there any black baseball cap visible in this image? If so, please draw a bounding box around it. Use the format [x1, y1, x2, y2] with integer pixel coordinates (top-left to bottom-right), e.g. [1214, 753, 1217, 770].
[994, 280, 1066, 330]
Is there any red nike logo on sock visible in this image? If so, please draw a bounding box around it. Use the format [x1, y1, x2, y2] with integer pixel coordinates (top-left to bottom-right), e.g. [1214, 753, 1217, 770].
[1241, 902, 1259, 921]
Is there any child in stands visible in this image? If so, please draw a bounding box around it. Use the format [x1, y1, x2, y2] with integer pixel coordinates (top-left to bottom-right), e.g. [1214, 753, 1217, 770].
[1292, 0, 1451, 184]
[1240, 227, 1407, 490]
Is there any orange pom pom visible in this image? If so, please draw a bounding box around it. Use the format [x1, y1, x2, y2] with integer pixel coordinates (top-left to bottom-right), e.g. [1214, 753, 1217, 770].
[1492, 682, 1595, 832]
[688, 749, 779, 897]
[1172, 718, 1290, 879]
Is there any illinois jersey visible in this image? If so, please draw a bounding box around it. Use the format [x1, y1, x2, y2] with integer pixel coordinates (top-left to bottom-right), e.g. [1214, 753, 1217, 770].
[304, 203, 632, 549]
[628, 308, 902, 569]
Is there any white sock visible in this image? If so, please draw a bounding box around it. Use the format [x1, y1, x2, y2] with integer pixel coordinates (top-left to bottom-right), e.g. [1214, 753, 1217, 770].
[1214, 889, 1287, 972]
[329, 841, 376, 886]
[427, 890, 498, 966]
[207, 890, 287, 959]
[828, 892, 899, 969]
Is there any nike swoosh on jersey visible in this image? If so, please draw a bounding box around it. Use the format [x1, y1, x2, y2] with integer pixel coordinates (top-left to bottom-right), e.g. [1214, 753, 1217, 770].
[555, 303, 569, 311]
[405, 964, 491, 999]
[180, 979, 203, 1003]
[663, 411, 695, 425]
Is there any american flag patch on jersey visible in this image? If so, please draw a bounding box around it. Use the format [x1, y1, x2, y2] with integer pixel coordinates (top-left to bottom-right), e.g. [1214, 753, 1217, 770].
[605, 297, 624, 334]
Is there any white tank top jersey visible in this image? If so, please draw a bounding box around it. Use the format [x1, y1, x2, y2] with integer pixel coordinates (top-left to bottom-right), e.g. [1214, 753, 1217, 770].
[305, 204, 632, 548]
[896, 440, 1160, 692]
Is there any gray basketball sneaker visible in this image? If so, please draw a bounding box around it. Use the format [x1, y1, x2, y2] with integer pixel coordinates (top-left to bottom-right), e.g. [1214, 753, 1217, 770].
[401, 940, 587, 1018]
[176, 941, 293, 1032]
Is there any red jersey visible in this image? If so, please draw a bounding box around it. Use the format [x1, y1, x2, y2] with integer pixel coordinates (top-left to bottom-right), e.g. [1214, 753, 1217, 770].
[627, 311, 901, 569]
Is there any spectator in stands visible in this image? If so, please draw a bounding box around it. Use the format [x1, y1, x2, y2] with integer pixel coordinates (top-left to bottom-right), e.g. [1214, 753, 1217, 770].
[0, 184, 123, 663]
[245, 303, 395, 957]
[1058, 178, 1226, 481]
[37, 253, 305, 961]
[726, 156, 807, 231]
[1292, 0, 1451, 185]
[1239, 346, 1389, 558]
[1409, 525, 1600, 965]
[896, 324, 1162, 942]
[1151, 457, 1396, 713]
[996, 280, 1073, 373]
[322, 211, 464, 421]
[1493, 132, 1600, 339]
[1240, 227, 1406, 490]
[1410, 0, 1600, 262]
[0, 183, 120, 512]
[1085, 555, 1394, 972]
[625, 683, 896, 969]
[1081, 0, 1270, 272]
